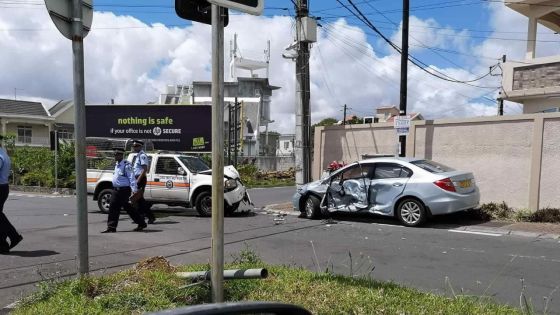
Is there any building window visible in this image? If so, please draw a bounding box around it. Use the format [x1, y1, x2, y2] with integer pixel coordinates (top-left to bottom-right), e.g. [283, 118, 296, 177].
[57, 129, 73, 139]
[17, 126, 32, 143]
[284, 141, 289, 150]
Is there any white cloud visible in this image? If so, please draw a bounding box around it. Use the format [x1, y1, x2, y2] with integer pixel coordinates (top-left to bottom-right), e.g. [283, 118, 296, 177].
[0, 4, 546, 135]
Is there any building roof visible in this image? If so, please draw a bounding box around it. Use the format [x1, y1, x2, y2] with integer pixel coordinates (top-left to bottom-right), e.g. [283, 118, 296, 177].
[376, 105, 399, 111]
[49, 100, 73, 116]
[385, 113, 424, 122]
[0, 98, 50, 117]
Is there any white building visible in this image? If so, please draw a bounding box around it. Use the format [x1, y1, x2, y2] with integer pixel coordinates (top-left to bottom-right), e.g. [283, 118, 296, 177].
[501, 0, 560, 113]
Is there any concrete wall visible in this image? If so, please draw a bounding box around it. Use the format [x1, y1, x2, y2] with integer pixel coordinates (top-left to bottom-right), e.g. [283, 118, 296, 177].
[313, 113, 560, 210]
[254, 156, 295, 172]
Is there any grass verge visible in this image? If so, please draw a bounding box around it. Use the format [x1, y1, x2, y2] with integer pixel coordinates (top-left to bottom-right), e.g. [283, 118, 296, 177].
[14, 257, 520, 315]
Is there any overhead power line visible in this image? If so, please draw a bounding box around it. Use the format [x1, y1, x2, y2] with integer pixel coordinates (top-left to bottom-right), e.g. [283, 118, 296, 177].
[339, 0, 499, 89]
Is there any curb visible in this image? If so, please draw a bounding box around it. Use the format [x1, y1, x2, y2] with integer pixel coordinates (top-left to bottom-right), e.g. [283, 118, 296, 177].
[1, 301, 18, 314]
[262, 204, 560, 240]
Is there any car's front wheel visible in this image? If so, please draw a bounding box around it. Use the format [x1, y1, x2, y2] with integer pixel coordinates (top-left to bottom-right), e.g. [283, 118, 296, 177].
[97, 189, 113, 214]
[396, 198, 426, 227]
[195, 191, 212, 217]
[303, 195, 321, 219]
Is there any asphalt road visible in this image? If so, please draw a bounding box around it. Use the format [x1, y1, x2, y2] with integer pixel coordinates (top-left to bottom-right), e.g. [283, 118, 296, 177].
[1, 188, 559, 314]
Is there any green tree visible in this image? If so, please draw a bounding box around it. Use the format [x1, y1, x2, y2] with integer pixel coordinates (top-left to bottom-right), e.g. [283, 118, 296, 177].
[314, 117, 338, 127]
[347, 115, 363, 125]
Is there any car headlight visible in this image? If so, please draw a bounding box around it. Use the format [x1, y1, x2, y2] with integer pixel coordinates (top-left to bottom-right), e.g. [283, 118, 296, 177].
[225, 179, 238, 190]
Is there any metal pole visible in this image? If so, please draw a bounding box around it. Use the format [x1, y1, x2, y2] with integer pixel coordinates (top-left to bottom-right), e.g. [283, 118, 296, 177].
[295, 0, 311, 186]
[398, 0, 409, 157]
[71, 0, 89, 275]
[54, 131, 58, 194]
[211, 3, 225, 303]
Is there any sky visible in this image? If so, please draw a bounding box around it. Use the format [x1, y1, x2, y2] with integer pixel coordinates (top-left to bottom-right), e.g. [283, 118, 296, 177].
[1, 0, 560, 134]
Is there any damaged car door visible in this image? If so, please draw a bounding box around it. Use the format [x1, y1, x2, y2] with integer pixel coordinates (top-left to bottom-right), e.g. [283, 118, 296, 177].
[325, 163, 374, 212]
[368, 163, 412, 215]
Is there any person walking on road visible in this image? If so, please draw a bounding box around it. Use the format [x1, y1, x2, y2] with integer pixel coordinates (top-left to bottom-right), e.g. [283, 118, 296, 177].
[0, 136, 23, 253]
[101, 148, 146, 233]
[131, 140, 155, 224]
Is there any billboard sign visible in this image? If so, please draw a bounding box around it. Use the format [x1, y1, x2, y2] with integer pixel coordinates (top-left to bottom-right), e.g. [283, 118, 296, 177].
[86, 105, 212, 152]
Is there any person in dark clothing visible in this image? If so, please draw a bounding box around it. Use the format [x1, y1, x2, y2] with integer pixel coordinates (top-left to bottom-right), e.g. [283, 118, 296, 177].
[131, 140, 155, 224]
[101, 148, 147, 233]
[0, 136, 23, 253]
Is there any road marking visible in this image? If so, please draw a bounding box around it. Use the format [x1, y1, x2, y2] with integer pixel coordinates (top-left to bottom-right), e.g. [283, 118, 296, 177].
[10, 193, 74, 199]
[448, 229, 502, 237]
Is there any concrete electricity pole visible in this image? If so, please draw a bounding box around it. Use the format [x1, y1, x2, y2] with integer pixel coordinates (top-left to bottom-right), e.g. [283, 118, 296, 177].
[342, 104, 347, 125]
[398, 0, 409, 157]
[295, 0, 311, 186]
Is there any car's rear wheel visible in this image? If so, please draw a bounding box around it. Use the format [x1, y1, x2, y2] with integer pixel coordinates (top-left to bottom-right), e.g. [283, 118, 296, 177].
[97, 189, 113, 214]
[396, 198, 426, 227]
[195, 191, 212, 217]
[304, 195, 321, 219]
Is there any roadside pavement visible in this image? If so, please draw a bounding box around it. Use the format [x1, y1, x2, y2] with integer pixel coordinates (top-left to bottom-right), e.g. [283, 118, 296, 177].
[262, 202, 560, 240]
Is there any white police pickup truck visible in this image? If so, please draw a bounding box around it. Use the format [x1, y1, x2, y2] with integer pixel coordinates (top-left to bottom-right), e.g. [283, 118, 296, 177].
[87, 152, 251, 216]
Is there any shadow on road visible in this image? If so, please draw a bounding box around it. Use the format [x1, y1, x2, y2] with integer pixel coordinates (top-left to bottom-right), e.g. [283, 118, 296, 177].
[320, 211, 499, 229]
[151, 207, 257, 220]
[2, 250, 59, 257]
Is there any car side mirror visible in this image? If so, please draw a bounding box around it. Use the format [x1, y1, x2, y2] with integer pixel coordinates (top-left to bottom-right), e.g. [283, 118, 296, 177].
[178, 167, 186, 175]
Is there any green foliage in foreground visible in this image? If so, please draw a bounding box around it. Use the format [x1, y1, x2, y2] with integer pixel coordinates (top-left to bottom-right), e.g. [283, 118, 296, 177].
[14, 263, 520, 315]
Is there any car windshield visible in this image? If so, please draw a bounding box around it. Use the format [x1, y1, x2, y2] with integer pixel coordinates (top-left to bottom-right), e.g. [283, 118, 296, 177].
[410, 160, 454, 173]
[178, 156, 210, 173]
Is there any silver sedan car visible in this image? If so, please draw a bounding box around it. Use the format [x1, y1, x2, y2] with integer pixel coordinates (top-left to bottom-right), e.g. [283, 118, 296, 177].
[292, 157, 480, 227]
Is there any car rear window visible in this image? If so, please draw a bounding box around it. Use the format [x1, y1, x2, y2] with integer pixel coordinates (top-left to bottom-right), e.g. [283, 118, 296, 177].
[410, 160, 454, 173]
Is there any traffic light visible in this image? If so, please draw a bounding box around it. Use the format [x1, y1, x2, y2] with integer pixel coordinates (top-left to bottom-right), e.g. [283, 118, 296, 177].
[175, 0, 229, 26]
[208, 0, 263, 15]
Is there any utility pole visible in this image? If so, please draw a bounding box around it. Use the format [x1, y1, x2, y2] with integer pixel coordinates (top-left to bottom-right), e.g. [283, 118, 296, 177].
[295, 0, 311, 186]
[498, 98, 504, 116]
[210, 3, 225, 303]
[14, 88, 23, 101]
[342, 104, 347, 125]
[398, 0, 409, 157]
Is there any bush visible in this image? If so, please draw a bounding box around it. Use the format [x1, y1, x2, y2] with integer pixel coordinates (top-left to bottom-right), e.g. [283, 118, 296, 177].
[529, 208, 560, 223]
[5, 141, 76, 188]
[479, 202, 513, 220]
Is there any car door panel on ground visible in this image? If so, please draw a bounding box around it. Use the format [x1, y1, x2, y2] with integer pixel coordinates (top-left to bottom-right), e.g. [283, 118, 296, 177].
[369, 163, 412, 214]
[151, 156, 190, 201]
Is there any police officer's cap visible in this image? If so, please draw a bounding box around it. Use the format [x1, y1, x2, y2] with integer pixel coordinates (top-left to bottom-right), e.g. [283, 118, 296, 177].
[113, 148, 125, 154]
[132, 140, 144, 146]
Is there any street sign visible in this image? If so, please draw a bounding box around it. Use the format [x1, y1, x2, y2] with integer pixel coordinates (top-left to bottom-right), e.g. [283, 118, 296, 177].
[394, 115, 410, 136]
[175, 0, 229, 26]
[45, 0, 93, 40]
[208, 0, 263, 15]
[394, 115, 411, 129]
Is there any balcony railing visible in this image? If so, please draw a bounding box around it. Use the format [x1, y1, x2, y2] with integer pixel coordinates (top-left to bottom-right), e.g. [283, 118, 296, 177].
[15, 136, 50, 147]
[502, 55, 560, 101]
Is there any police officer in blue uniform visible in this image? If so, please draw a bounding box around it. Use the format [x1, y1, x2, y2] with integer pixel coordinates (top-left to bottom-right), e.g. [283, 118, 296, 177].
[131, 140, 156, 224]
[101, 148, 146, 233]
[0, 136, 23, 253]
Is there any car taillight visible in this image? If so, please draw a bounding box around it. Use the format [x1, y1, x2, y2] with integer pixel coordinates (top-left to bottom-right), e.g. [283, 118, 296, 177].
[434, 178, 456, 192]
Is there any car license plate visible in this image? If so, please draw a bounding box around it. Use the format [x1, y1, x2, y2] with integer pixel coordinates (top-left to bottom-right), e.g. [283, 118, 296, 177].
[458, 180, 471, 188]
